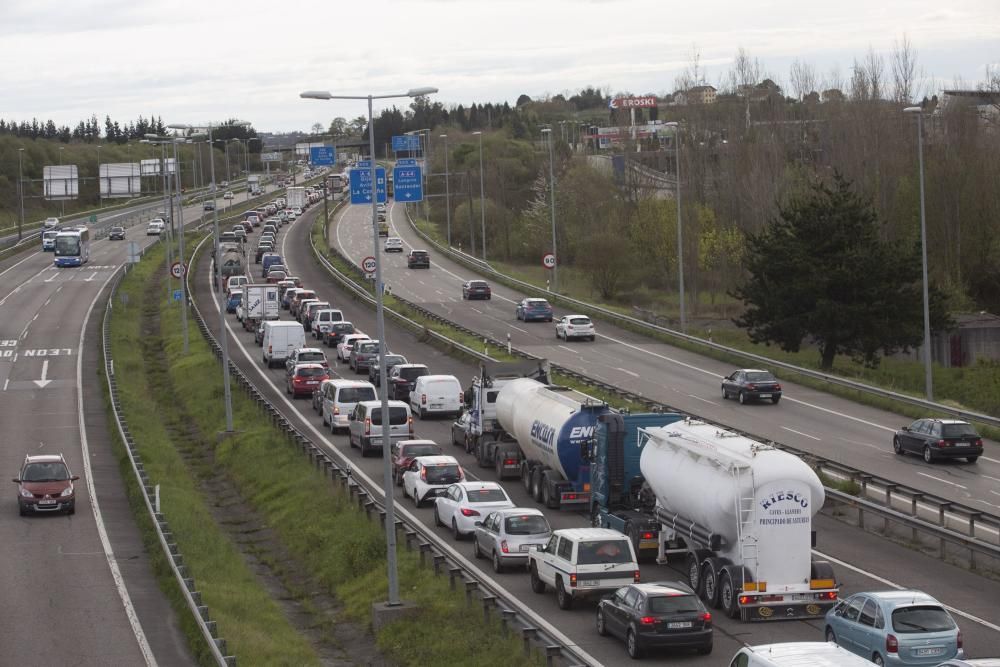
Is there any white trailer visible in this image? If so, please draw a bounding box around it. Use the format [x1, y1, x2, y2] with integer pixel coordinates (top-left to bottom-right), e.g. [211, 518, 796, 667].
[286, 186, 306, 210]
[242, 284, 279, 330]
[639, 420, 838, 621]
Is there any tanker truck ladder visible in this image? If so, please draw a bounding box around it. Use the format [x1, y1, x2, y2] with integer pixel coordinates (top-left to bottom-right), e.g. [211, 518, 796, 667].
[732, 465, 759, 572]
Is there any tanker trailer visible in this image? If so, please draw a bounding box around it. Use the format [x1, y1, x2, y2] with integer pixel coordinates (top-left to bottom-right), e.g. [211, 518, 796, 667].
[639, 419, 838, 621]
[495, 378, 612, 509]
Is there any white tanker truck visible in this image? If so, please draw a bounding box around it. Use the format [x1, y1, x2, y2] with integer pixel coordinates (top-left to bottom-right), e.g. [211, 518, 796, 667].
[639, 419, 839, 621]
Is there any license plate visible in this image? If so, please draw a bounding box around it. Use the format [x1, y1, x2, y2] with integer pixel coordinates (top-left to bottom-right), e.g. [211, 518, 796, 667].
[639, 539, 657, 549]
[430, 404, 442, 409]
[306, 381, 318, 385]
[39, 500, 56, 506]
[581, 579, 600, 587]
[519, 545, 530, 553]
[668, 621, 692, 629]
[916, 648, 943, 657]
[758, 393, 771, 398]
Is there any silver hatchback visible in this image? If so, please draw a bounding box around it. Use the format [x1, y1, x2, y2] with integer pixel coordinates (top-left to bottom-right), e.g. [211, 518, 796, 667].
[473, 508, 551, 573]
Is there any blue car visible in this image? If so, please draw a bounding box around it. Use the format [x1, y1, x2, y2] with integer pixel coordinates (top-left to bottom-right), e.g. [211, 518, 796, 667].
[226, 291, 242, 314]
[515, 298, 553, 322]
[825, 590, 962, 665]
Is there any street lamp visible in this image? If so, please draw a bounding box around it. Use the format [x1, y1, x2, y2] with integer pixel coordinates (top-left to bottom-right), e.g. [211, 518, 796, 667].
[167, 120, 251, 432]
[58, 146, 65, 216]
[247, 137, 262, 181]
[663, 121, 686, 333]
[540, 128, 558, 293]
[473, 131, 486, 259]
[17, 148, 25, 242]
[439, 134, 451, 246]
[301, 84, 438, 612]
[96, 144, 103, 207]
[904, 106, 934, 400]
[143, 136, 176, 302]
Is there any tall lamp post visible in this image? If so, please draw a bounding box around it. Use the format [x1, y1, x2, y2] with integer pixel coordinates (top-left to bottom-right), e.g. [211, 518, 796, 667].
[96, 144, 103, 208]
[904, 106, 934, 400]
[473, 131, 486, 259]
[663, 121, 686, 333]
[301, 85, 438, 612]
[540, 127, 558, 293]
[58, 146, 65, 217]
[17, 148, 25, 242]
[439, 134, 451, 246]
[168, 120, 250, 431]
[247, 137, 261, 185]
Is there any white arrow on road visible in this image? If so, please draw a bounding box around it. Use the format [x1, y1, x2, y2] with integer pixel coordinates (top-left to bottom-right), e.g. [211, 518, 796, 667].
[34, 360, 52, 388]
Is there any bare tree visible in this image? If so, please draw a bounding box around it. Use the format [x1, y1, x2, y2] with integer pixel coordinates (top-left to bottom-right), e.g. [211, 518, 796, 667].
[864, 47, 886, 101]
[824, 65, 845, 94]
[674, 44, 703, 93]
[790, 59, 817, 100]
[891, 34, 921, 104]
[730, 47, 763, 127]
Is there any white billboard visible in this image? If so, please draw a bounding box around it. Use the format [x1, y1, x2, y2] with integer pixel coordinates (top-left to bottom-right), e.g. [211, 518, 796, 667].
[43, 165, 79, 200]
[100, 163, 141, 198]
[295, 142, 326, 156]
[140, 158, 177, 176]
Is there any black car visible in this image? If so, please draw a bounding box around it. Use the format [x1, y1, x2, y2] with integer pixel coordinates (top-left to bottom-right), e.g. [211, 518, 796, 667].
[893, 418, 983, 463]
[108, 226, 126, 240]
[203, 201, 215, 211]
[368, 353, 408, 386]
[388, 363, 430, 401]
[324, 321, 356, 348]
[407, 249, 430, 269]
[462, 280, 492, 300]
[721, 369, 782, 404]
[597, 583, 713, 659]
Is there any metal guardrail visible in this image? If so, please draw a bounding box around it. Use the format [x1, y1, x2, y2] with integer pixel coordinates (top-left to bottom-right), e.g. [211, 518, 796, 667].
[102, 254, 236, 667]
[191, 226, 594, 667]
[402, 207, 1000, 430]
[317, 217, 1000, 572]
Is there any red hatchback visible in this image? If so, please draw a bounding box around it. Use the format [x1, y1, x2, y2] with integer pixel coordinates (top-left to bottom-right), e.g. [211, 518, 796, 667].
[14, 454, 79, 516]
[287, 363, 330, 398]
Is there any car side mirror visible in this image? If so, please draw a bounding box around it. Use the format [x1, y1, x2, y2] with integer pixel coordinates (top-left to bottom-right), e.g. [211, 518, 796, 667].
[71, 475, 80, 481]
[901, 426, 910, 432]
[12, 478, 20, 483]
[474, 521, 483, 527]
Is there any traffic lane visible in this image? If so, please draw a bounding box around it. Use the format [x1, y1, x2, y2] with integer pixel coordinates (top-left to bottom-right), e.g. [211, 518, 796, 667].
[359, 203, 1000, 510]
[259, 210, 1000, 666]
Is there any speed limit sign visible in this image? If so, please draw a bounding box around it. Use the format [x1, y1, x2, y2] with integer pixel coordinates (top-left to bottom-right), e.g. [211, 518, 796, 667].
[361, 256, 377, 273]
[170, 261, 187, 279]
[541, 253, 556, 270]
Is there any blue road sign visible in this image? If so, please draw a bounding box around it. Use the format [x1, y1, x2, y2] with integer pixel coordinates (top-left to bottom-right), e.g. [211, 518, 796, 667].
[310, 145, 335, 166]
[392, 135, 420, 152]
[396, 158, 417, 167]
[392, 166, 423, 202]
[356, 159, 373, 169]
[172, 289, 183, 302]
[350, 166, 387, 204]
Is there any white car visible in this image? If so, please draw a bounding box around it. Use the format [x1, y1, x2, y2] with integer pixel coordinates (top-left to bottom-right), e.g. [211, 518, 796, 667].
[146, 219, 165, 236]
[337, 333, 371, 362]
[434, 481, 515, 539]
[292, 207, 303, 216]
[223, 191, 234, 200]
[555, 315, 596, 341]
[43, 217, 60, 229]
[286, 211, 297, 221]
[384, 237, 404, 253]
[402, 455, 465, 507]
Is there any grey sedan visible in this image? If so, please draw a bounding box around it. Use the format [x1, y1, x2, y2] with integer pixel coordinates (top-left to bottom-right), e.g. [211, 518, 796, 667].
[472, 508, 551, 573]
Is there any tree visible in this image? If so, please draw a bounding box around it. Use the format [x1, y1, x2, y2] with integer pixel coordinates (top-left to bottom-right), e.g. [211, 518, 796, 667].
[311, 122, 323, 135]
[732, 173, 951, 370]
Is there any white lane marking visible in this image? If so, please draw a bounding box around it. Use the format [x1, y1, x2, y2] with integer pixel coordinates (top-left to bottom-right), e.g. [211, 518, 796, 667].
[982, 457, 1000, 465]
[0, 246, 45, 281]
[616, 367, 640, 378]
[813, 550, 1000, 633]
[44, 298, 52, 306]
[916, 472, 968, 490]
[84, 272, 98, 282]
[44, 273, 59, 283]
[557, 345, 576, 353]
[2, 379, 7, 391]
[839, 437, 884, 451]
[983, 475, 1000, 484]
[508, 324, 529, 334]
[471, 308, 483, 314]
[991, 490, 1000, 497]
[78, 267, 157, 666]
[688, 394, 715, 406]
[205, 255, 605, 667]
[32, 313, 39, 321]
[781, 426, 821, 441]
[0, 265, 51, 302]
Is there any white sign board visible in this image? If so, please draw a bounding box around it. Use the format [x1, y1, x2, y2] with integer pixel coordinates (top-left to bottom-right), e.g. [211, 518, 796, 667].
[295, 142, 327, 156]
[43, 165, 79, 200]
[126, 241, 141, 264]
[100, 163, 141, 198]
[140, 158, 177, 176]
[260, 152, 281, 162]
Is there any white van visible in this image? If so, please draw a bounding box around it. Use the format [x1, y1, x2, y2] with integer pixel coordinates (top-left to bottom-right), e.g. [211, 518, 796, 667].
[410, 374, 463, 419]
[262, 321, 306, 368]
[729, 642, 875, 667]
[348, 400, 414, 456]
[319, 379, 377, 433]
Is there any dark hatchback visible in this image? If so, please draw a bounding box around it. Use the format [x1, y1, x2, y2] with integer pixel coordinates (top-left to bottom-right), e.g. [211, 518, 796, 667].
[893, 418, 984, 463]
[108, 226, 126, 240]
[324, 321, 356, 348]
[389, 363, 430, 401]
[721, 369, 782, 404]
[369, 353, 408, 386]
[407, 249, 430, 269]
[462, 280, 492, 300]
[597, 582, 713, 659]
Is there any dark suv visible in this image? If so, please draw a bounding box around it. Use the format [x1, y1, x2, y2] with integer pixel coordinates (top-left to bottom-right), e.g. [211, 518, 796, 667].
[388, 363, 430, 401]
[407, 249, 430, 269]
[462, 280, 492, 300]
[14, 454, 79, 515]
[368, 353, 408, 387]
[893, 418, 984, 463]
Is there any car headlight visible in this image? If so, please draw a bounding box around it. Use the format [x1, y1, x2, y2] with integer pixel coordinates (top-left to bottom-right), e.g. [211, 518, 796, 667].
[60, 486, 74, 497]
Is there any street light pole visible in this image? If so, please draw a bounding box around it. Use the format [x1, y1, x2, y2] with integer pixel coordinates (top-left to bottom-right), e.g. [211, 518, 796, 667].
[541, 127, 558, 293]
[301, 85, 438, 611]
[664, 121, 686, 333]
[173, 138, 189, 354]
[904, 106, 934, 400]
[440, 134, 451, 246]
[58, 146, 65, 217]
[96, 144, 102, 208]
[17, 148, 25, 242]
[473, 131, 486, 260]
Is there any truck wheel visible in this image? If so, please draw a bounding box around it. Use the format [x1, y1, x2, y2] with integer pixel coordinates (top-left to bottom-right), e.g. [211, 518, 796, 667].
[542, 474, 560, 509]
[522, 464, 533, 494]
[556, 578, 573, 610]
[702, 562, 721, 608]
[529, 565, 546, 594]
[720, 571, 739, 618]
[686, 554, 703, 594]
[531, 468, 544, 503]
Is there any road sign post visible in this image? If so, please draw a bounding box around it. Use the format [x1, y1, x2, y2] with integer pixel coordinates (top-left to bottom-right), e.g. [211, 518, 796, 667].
[361, 256, 377, 274]
[126, 241, 140, 264]
[170, 261, 187, 279]
[542, 253, 556, 269]
[392, 165, 423, 202]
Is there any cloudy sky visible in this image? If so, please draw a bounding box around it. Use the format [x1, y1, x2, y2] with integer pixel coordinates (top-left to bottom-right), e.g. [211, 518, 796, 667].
[4, 0, 997, 133]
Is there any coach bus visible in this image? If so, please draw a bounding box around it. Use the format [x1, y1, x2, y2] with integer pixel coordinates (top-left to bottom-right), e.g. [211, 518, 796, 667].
[53, 227, 91, 267]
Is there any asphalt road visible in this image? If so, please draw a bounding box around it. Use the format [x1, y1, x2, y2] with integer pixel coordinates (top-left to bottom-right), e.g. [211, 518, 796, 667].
[329, 200, 1000, 520]
[192, 203, 1000, 666]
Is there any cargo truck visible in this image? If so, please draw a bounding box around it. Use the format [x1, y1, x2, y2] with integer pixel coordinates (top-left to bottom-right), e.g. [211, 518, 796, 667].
[464, 360, 548, 460]
[286, 186, 306, 210]
[242, 284, 280, 331]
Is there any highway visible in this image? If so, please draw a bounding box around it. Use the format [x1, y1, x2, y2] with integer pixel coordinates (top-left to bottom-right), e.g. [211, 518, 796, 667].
[0, 185, 261, 665]
[192, 202, 1000, 665]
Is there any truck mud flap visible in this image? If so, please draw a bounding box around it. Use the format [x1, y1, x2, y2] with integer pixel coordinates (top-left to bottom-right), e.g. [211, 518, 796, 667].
[741, 600, 835, 621]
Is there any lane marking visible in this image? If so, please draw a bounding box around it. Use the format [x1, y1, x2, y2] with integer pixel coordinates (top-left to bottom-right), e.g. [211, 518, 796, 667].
[838, 437, 884, 452]
[813, 550, 1000, 633]
[508, 324, 528, 334]
[688, 394, 715, 406]
[557, 345, 576, 353]
[916, 472, 968, 490]
[616, 367, 640, 378]
[781, 426, 821, 441]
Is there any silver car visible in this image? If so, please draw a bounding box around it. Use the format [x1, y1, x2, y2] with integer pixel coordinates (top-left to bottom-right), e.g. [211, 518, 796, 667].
[473, 507, 551, 573]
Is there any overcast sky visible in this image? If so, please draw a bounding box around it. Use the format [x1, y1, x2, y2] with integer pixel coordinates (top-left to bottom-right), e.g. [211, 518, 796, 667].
[4, 0, 997, 133]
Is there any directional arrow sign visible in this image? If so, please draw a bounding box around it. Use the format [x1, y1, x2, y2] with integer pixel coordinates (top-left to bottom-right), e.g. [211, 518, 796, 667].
[349, 167, 387, 204]
[34, 360, 52, 388]
[392, 166, 423, 202]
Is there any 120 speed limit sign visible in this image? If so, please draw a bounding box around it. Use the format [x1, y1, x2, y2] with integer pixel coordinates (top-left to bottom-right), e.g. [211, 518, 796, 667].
[542, 253, 556, 270]
[361, 256, 377, 273]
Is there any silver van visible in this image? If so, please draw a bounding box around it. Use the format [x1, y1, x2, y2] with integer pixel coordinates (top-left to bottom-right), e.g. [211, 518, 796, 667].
[348, 400, 413, 457]
[319, 379, 376, 433]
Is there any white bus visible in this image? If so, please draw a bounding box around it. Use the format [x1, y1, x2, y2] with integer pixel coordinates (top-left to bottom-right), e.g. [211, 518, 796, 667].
[53, 227, 91, 267]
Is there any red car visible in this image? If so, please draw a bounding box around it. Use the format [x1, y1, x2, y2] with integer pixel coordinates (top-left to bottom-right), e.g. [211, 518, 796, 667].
[286, 363, 329, 398]
[14, 454, 79, 515]
[390, 440, 443, 486]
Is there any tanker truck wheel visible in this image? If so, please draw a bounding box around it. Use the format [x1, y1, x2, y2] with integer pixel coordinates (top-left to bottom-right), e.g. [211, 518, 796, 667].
[720, 570, 741, 619]
[522, 464, 533, 495]
[701, 561, 722, 608]
[542, 479, 560, 509]
[687, 554, 703, 594]
[531, 468, 545, 503]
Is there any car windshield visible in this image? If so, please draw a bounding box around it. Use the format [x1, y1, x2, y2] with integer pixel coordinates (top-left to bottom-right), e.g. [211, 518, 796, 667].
[333, 323, 354, 333]
[942, 423, 978, 438]
[526, 300, 550, 309]
[399, 367, 428, 380]
[299, 352, 325, 362]
[466, 488, 509, 503]
[891, 606, 955, 633]
[54, 236, 81, 255]
[745, 371, 776, 382]
[383, 355, 405, 366]
[111, 227, 123, 233]
[425, 465, 462, 484]
[23, 462, 70, 482]
[297, 367, 327, 377]
[370, 406, 410, 426]
[646, 594, 704, 614]
[402, 444, 439, 458]
[576, 539, 632, 564]
[504, 515, 550, 535]
[338, 387, 376, 403]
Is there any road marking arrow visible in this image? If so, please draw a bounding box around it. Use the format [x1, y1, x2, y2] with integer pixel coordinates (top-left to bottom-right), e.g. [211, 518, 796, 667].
[34, 359, 52, 388]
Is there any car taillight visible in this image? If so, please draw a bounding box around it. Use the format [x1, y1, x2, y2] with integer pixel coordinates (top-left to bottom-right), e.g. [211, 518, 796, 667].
[364, 418, 371, 435]
[641, 531, 654, 540]
[634, 570, 641, 583]
[408, 416, 414, 435]
[936, 439, 948, 448]
[460, 508, 480, 517]
[333, 406, 340, 415]
[639, 616, 656, 625]
[701, 612, 712, 626]
[747, 383, 757, 390]
[503, 458, 516, 466]
[957, 629, 963, 650]
[974, 438, 983, 447]
[500, 540, 509, 554]
[886, 634, 898, 654]
[774, 383, 782, 390]
[569, 573, 577, 588]
[421, 393, 427, 405]
[420, 468, 427, 481]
